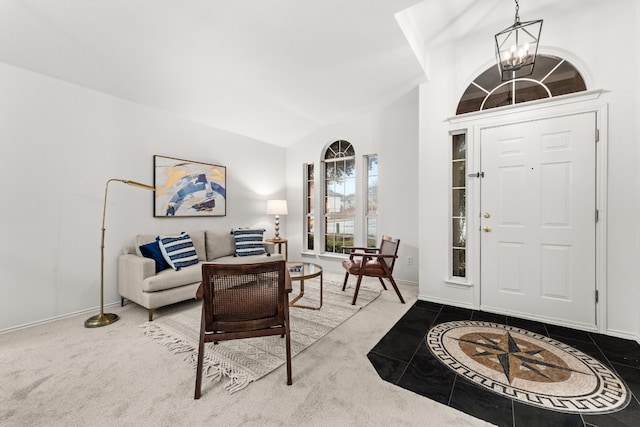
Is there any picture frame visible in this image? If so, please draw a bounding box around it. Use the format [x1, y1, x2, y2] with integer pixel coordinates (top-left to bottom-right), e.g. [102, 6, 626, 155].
[153, 155, 226, 217]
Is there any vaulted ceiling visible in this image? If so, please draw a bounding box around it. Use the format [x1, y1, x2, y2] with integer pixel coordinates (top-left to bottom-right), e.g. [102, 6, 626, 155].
[0, 0, 574, 147]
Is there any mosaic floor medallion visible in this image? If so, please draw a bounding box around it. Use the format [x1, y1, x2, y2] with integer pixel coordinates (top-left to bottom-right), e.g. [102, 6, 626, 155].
[427, 321, 630, 414]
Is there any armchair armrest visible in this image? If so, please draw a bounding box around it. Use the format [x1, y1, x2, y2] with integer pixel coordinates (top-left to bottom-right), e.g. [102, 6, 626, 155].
[348, 251, 397, 261]
[343, 246, 380, 253]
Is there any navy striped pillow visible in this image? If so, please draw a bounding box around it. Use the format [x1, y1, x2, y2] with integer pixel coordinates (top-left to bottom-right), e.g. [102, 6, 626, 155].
[232, 229, 266, 257]
[158, 233, 199, 270]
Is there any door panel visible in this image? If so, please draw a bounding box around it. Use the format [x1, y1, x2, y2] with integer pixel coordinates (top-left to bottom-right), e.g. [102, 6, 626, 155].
[480, 113, 596, 327]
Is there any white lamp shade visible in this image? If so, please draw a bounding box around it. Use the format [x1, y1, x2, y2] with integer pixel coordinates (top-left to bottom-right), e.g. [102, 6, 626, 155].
[266, 199, 288, 215]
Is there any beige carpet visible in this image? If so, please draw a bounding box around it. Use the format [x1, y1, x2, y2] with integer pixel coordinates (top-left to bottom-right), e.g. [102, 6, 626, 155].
[143, 277, 380, 394]
[0, 272, 491, 427]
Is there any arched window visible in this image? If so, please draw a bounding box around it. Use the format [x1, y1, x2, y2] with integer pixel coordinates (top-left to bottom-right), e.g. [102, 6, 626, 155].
[456, 55, 586, 115]
[323, 140, 355, 254]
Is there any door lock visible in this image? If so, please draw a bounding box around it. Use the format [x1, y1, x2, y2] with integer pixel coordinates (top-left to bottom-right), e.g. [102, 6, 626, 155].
[484, 212, 491, 219]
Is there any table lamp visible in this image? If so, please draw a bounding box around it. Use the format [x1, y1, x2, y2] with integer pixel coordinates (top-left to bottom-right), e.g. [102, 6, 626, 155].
[266, 199, 288, 239]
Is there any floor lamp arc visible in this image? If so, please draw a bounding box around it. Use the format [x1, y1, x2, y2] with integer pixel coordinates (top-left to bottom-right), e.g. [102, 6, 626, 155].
[85, 179, 155, 328]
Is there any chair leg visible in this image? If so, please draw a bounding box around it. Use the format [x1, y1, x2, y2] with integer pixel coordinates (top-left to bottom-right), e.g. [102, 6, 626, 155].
[194, 308, 206, 399]
[148, 309, 155, 322]
[378, 277, 388, 290]
[352, 275, 364, 305]
[285, 323, 292, 386]
[387, 276, 405, 304]
[342, 272, 350, 291]
[121, 297, 125, 307]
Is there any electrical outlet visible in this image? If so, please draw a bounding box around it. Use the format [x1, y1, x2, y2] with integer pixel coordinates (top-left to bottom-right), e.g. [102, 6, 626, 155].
[407, 256, 413, 265]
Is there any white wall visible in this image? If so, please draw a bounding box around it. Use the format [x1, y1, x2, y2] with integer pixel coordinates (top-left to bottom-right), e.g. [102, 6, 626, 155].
[285, 89, 419, 284]
[0, 62, 286, 332]
[418, 0, 640, 340]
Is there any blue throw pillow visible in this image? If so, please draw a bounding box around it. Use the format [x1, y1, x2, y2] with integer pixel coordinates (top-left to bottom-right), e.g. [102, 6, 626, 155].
[232, 229, 266, 257]
[158, 233, 199, 270]
[139, 241, 171, 273]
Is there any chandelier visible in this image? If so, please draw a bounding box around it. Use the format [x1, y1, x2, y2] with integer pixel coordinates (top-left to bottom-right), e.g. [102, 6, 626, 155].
[494, 0, 543, 81]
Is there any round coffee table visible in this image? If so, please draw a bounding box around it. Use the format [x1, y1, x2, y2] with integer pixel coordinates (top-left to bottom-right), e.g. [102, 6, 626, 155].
[287, 262, 323, 310]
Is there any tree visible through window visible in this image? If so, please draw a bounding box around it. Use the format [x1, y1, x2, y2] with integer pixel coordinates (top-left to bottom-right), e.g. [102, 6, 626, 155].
[324, 140, 355, 254]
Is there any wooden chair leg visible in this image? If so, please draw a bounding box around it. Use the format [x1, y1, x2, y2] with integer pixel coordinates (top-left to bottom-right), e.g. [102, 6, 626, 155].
[378, 277, 388, 290]
[194, 308, 206, 399]
[342, 272, 350, 291]
[352, 275, 364, 305]
[387, 277, 405, 304]
[285, 324, 292, 385]
[148, 308, 155, 321]
[121, 297, 125, 307]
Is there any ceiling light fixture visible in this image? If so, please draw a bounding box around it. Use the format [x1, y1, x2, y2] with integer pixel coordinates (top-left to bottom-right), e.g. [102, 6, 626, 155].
[494, 0, 543, 81]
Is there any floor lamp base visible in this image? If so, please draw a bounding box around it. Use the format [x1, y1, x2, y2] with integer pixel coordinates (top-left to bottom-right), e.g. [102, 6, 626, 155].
[84, 312, 119, 328]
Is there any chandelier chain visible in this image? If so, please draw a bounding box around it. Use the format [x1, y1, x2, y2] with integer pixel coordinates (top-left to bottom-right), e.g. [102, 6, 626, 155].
[514, 0, 520, 24]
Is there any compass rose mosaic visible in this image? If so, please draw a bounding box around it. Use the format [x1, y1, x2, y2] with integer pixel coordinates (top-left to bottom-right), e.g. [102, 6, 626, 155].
[426, 321, 630, 414]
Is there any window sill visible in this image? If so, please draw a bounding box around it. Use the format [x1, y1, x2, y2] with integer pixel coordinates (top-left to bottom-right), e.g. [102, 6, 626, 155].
[445, 278, 472, 289]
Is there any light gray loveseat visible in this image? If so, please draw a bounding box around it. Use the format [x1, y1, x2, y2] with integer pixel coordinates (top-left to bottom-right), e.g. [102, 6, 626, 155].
[118, 230, 282, 320]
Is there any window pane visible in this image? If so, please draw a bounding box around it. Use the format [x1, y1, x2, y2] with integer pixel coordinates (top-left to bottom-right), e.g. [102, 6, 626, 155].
[483, 83, 513, 110]
[367, 217, 377, 247]
[452, 189, 466, 217]
[514, 80, 550, 104]
[452, 218, 466, 248]
[453, 249, 466, 277]
[452, 161, 466, 187]
[452, 134, 466, 160]
[368, 156, 378, 174]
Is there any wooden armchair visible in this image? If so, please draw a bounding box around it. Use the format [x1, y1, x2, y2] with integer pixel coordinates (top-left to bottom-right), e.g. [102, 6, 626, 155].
[341, 235, 405, 305]
[195, 260, 292, 399]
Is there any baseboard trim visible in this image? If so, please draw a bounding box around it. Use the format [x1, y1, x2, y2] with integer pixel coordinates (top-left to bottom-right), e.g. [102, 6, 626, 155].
[0, 301, 121, 335]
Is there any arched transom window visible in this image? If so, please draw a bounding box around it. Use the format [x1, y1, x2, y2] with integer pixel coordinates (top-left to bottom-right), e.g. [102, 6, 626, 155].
[457, 54, 586, 115]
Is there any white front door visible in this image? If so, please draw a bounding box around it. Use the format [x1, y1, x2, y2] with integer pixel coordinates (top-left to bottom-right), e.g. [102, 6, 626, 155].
[480, 112, 597, 328]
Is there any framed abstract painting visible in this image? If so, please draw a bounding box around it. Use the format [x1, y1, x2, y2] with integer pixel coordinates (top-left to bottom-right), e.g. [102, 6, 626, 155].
[153, 155, 226, 217]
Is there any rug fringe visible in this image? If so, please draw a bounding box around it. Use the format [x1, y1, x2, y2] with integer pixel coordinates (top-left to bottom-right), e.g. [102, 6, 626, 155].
[143, 322, 253, 394]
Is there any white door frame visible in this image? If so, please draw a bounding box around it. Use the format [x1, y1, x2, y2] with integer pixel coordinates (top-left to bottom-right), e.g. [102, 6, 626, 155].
[447, 90, 608, 333]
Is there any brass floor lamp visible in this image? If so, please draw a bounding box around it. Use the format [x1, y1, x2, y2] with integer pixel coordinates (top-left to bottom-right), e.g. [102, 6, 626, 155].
[85, 179, 155, 328]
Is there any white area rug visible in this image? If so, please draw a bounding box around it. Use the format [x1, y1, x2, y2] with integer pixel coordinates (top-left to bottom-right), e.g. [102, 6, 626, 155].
[143, 277, 380, 394]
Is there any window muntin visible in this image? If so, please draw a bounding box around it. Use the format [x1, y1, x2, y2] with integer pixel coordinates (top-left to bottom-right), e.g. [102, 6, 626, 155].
[365, 155, 378, 248]
[324, 140, 355, 254]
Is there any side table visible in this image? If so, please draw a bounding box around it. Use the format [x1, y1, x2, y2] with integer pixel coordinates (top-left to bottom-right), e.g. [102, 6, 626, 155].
[287, 262, 323, 310]
[266, 238, 288, 261]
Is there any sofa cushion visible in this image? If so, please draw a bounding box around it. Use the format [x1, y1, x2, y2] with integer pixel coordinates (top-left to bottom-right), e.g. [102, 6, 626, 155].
[158, 233, 199, 270]
[232, 229, 266, 256]
[187, 231, 206, 261]
[142, 262, 202, 292]
[205, 230, 236, 261]
[139, 241, 171, 273]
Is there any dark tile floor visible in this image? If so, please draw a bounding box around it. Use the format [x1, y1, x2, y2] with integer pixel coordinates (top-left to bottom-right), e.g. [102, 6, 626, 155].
[368, 300, 640, 427]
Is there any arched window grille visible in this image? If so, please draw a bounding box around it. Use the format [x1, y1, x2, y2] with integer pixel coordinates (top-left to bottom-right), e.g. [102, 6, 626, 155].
[456, 55, 586, 115]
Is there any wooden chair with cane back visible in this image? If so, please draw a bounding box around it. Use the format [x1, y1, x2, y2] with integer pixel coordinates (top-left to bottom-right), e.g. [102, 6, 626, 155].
[194, 260, 292, 399]
[341, 235, 406, 305]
